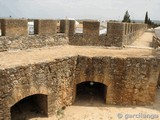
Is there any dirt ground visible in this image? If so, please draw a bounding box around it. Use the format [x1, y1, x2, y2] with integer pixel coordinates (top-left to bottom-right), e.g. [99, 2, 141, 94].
[27, 89, 160, 120]
[126, 29, 155, 48]
[0, 45, 156, 69]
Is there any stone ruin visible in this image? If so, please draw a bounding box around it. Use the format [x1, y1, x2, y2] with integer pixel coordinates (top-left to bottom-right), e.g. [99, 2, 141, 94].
[0, 18, 159, 120]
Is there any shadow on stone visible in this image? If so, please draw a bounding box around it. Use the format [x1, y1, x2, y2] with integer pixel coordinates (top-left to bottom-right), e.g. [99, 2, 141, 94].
[74, 81, 107, 107]
[11, 94, 48, 120]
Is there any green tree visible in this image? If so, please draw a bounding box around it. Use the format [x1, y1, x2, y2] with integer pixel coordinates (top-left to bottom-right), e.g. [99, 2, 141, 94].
[144, 11, 148, 24]
[122, 10, 131, 23]
[148, 18, 151, 25]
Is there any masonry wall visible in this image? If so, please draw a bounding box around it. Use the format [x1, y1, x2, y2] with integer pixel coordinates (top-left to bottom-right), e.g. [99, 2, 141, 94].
[107, 22, 147, 47]
[123, 23, 147, 45]
[0, 19, 68, 52]
[152, 36, 160, 49]
[106, 22, 125, 47]
[1, 19, 28, 37]
[34, 19, 57, 35]
[0, 34, 68, 52]
[0, 56, 77, 119]
[74, 56, 160, 105]
[0, 19, 148, 51]
[0, 55, 159, 119]
[69, 21, 147, 47]
[69, 33, 106, 46]
[60, 20, 69, 34]
[69, 21, 107, 46]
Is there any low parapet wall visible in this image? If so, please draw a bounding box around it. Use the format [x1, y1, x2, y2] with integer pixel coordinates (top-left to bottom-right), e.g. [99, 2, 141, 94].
[69, 21, 107, 46]
[153, 36, 160, 49]
[0, 34, 68, 52]
[0, 19, 69, 51]
[1, 19, 28, 37]
[69, 21, 147, 47]
[0, 19, 148, 51]
[34, 19, 57, 35]
[107, 22, 147, 47]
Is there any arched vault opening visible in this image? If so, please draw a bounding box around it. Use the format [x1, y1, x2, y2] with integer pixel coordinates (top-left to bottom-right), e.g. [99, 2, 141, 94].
[75, 81, 107, 106]
[10, 94, 48, 120]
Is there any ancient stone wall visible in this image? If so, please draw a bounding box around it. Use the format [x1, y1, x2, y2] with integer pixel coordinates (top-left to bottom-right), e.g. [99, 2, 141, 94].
[106, 22, 125, 47]
[0, 19, 148, 51]
[0, 19, 68, 52]
[0, 56, 77, 119]
[1, 19, 28, 37]
[83, 21, 99, 36]
[123, 23, 147, 45]
[0, 55, 159, 119]
[69, 33, 106, 46]
[60, 20, 75, 35]
[69, 21, 147, 47]
[69, 20, 75, 35]
[152, 36, 160, 49]
[107, 22, 147, 47]
[60, 20, 69, 34]
[74, 56, 160, 105]
[34, 19, 57, 35]
[69, 21, 107, 46]
[0, 34, 68, 52]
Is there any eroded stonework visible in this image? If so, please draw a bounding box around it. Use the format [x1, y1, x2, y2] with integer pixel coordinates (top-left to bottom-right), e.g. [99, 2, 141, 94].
[0, 18, 159, 120]
[0, 55, 159, 119]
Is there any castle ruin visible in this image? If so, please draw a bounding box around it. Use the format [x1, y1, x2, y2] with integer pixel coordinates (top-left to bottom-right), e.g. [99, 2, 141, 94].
[0, 19, 159, 120]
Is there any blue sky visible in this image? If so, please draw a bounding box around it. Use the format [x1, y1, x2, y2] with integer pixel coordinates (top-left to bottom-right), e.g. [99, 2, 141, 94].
[0, 0, 159, 20]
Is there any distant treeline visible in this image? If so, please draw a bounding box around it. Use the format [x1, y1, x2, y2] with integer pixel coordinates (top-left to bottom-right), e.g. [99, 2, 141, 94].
[120, 10, 160, 28]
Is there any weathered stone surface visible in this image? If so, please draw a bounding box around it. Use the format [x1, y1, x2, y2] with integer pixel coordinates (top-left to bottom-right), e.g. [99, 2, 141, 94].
[0, 34, 68, 51]
[0, 18, 158, 120]
[107, 22, 147, 47]
[1, 19, 28, 37]
[34, 19, 57, 35]
[0, 55, 159, 119]
[83, 21, 100, 36]
[69, 22, 147, 47]
[69, 34, 106, 46]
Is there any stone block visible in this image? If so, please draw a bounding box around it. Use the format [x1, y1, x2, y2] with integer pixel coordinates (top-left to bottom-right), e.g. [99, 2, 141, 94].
[83, 21, 100, 36]
[1, 19, 28, 37]
[34, 19, 57, 35]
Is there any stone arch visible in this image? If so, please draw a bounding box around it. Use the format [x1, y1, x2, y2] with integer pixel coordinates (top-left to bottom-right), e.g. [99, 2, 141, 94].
[10, 93, 48, 120]
[8, 86, 49, 108]
[73, 79, 112, 105]
[3, 86, 51, 120]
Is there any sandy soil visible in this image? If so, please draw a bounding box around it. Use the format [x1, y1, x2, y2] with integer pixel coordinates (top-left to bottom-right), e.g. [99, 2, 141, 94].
[127, 30, 155, 48]
[27, 89, 160, 120]
[0, 45, 156, 69]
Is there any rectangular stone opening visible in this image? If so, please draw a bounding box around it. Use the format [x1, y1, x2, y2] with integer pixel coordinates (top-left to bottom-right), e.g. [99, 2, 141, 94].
[75, 20, 83, 34]
[74, 81, 107, 106]
[99, 21, 107, 35]
[28, 20, 35, 35]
